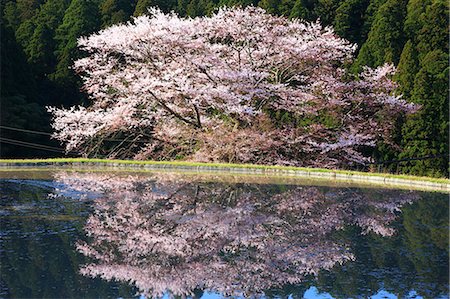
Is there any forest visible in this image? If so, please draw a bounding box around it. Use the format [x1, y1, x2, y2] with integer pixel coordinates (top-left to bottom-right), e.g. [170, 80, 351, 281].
[0, 0, 448, 177]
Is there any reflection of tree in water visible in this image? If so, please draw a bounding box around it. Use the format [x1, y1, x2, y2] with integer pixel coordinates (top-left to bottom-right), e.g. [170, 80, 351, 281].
[52, 172, 447, 298]
[269, 194, 449, 299]
[0, 180, 137, 298]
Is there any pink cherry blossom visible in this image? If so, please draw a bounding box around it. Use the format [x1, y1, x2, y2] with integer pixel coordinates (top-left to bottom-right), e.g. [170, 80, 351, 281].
[49, 7, 417, 167]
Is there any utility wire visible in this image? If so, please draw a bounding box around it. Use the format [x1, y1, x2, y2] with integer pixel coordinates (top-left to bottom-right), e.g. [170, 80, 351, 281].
[0, 137, 78, 154]
[0, 139, 67, 154]
[1, 125, 449, 164]
[0, 125, 52, 136]
[0, 125, 149, 143]
[0, 137, 65, 151]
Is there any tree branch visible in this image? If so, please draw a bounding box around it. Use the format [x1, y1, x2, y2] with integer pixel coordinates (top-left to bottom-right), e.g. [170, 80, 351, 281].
[148, 90, 201, 128]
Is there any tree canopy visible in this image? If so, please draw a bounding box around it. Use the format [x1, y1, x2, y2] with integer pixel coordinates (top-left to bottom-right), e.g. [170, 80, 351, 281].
[49, 7, 415, 168]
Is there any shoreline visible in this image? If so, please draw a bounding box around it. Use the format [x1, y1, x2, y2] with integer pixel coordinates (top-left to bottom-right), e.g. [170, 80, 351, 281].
[0, 158, 448, 192]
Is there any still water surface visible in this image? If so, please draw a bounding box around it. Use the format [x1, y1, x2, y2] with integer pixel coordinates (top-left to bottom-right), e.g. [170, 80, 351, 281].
[0, 170, 448, 299]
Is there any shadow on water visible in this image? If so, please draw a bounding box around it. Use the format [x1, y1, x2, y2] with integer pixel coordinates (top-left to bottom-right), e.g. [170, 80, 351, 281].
[0, 171, 448, 298]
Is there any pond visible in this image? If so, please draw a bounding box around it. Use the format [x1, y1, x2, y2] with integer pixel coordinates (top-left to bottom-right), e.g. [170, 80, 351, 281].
[0, 169, 448, 299]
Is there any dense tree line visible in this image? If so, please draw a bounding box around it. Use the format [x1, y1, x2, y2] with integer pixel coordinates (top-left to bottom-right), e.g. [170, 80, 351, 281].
[0, 0, 448, 177]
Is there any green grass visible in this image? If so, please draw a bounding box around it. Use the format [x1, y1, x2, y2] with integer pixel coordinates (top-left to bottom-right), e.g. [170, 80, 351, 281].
[0, 157, 449, 185]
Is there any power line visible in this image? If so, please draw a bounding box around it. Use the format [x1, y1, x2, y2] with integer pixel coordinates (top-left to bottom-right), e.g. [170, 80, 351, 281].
[0, 125, 52, 136]
[0, 139, 66, 154]
[1, 126, 448, 164]
[0, 137, 65, 151]
[0, 125, 149, 143]
[0, 137, 78, 154]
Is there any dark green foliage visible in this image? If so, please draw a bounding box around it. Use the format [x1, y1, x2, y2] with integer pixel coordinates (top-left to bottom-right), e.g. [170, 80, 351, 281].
[397, 0, 449, 177]
[259, 0, 282, 15]
[0, 24, 53, 158]
[16, 0, 70, 75]
[395, 40, 418, 98]
[134, 0, 177, 15]
[333, 0, 369, 44]
[415, 0, 448, 60]
[185, 0, 216, 16]
[358, 0, 385, 46]
[355, 0, 408, 68]
[289, 0, 317, 20]
[15, 0, 44, 21]
[219, 0, 259, 6]
[403, 0, 431, 40]
[313, 0, 342, 26]
[3, 1, 21, 31]
[100, 0, 136, 27]
[51, 0, 100, 87]
[399, 50, 449, 177]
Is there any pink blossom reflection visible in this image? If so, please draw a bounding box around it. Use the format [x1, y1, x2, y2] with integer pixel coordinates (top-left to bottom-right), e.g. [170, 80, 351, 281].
[52, 172, 419, 298]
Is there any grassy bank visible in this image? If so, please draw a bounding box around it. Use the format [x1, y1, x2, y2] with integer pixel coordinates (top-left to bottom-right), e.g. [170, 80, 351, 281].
[0, 158, 449, 186]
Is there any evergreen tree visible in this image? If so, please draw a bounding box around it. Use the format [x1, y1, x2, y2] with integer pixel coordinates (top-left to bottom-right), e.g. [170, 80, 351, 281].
[415, 0, 448, 60]
[397, 0, 449, 177]
[218, 0, 259, 8]
[399, 50, 449, 177]
[358, 0, 385, 47]
[333, 0, 369, 44]
[134, 0, 152, 15]
[15, 0, 44, 21]
[313, 0, 342, 26]
[395, 40, 418, 98]
[259, 0, 282, 15]
[15, 0, 70, 75]
[355, 0, 407, 68]
[134, 0, 177, 15]
[289, 0, 317, 20]
[100, 0, 135, 27]
[0, 23, 48, 158]
[3, 1, 21, 31]
[403, 0, 431, 41]
[185, 0, 211, 16]
[15, 19, 36, 58]
[278, 0, 296, 16]
[52, 0, 100, 88]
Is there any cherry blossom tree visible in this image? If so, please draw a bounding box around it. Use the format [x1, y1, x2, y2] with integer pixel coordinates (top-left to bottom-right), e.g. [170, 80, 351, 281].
[51, 171, 420, 297]
[48, 7, 417, 167]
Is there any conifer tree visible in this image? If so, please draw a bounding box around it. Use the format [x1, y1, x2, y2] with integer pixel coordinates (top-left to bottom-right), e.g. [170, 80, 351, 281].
[415, 0, 448, 60]
[399, 50, 449, 177]
[185, 0, 210, 16]
[313, 0, 342, 26]
[333, 0, 369, 44]
[259, 0, 282, 15]
[398, 0, 449, 177]
[15, 0, 44, 21]
[0, 23, 47, 157]
[100, 0, 135, 27]
[355, 0, 407, 68]
[403, 0, 431, 40]
[289, 0, 316, 20]
[218, 0, 258, 6]
[3, 2, 21, 31]
[52, 0, 100, 87]
[395, 40, 418, 98]
[358, 0, 385, 46]
[15, 0, 70, 75]
[134, 0, 177, 16]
